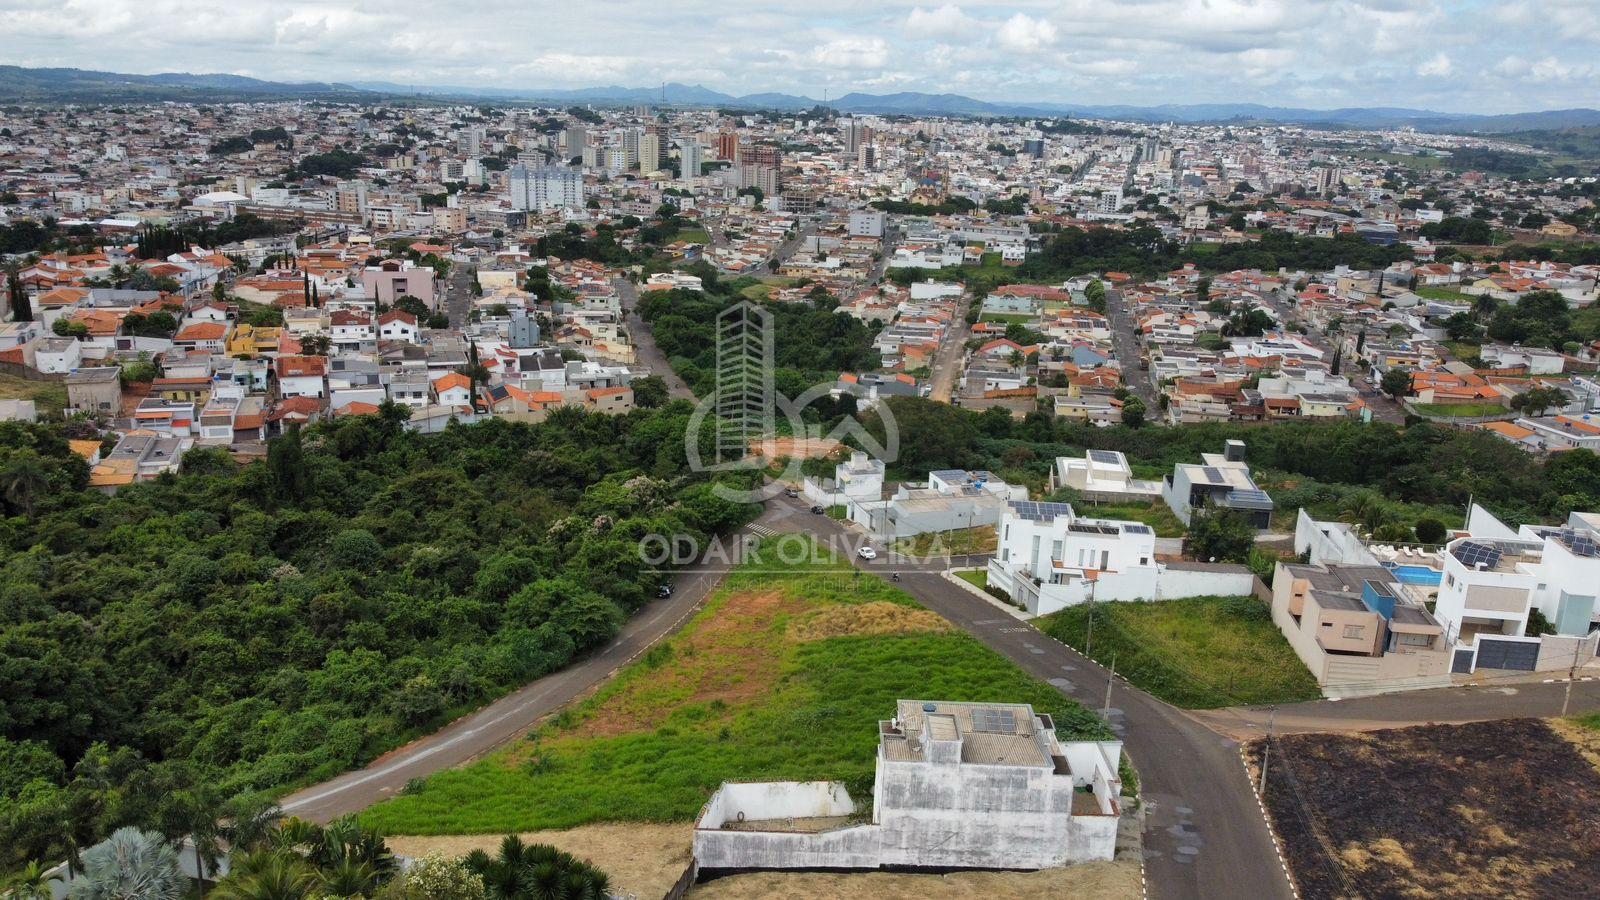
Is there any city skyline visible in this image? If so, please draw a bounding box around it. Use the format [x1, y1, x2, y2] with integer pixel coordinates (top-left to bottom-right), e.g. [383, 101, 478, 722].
[1, 1, 1595, 115]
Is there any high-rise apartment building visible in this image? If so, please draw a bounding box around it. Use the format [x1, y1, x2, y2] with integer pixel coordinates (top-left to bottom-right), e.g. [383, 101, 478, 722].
[678, 139, 703, 183]
[509, 164, 585, 212]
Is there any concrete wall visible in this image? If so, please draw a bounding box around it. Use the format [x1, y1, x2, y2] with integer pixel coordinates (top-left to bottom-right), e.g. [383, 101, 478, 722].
[693, 782, 877, 871]
[1533, 632, 1600, 672]
[1294, 509, 1378, 566]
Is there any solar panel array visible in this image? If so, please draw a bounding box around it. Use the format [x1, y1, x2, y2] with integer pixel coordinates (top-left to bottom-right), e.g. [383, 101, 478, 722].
[1088, 449, 1122, 465]
[970, 707, 1018, 734]
[1124, 524, 1152, 534]
[1009, 501, 1075, 522]
[1228, 489, 1275, 508]
[1557, 530, 1600, 558]
[1452, 540, 1504, 570]
[1202, 466, 1224, 484]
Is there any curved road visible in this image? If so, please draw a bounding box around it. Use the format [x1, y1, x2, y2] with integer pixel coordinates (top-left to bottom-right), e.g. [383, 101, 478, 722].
[277, 507, 773, 822]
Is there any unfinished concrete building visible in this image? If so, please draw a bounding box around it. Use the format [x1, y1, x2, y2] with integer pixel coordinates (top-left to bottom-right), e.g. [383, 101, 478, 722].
[693, 700, 1123, 874]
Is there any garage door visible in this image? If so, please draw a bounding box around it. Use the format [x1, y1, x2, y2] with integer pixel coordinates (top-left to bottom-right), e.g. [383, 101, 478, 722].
[1451, 649, 1476, 674]
[1475, 637, 1539, 671]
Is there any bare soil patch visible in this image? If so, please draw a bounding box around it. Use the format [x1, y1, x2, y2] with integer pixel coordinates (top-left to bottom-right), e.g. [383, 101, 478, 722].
[792, 600, 951, 641]
[564, 590, 807, 739]
[687, 860, 1141, 899]
[1251, 718, 1600, 899]
[386, 822, 693, 900]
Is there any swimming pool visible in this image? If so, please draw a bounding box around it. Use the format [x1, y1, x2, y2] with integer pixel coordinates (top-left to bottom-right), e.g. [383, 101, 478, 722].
[1386, 564, 1442, 586]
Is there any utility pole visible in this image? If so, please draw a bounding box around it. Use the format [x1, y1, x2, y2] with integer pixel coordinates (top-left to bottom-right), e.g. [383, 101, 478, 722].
[1103, 655, 1116, 716]
[1258, 705, 1277, 795]
[1083, 578, 1099, 659]
[1561, 635, 1586, 716]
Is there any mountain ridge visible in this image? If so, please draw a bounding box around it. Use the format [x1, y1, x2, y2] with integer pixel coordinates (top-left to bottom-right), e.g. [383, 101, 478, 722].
[1, 66, 1596, 133]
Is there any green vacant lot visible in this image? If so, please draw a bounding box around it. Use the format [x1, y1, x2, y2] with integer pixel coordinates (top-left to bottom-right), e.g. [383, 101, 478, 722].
[1074, 501, 1185, 538]
[1037, 596, 1322, 708]
[0, 373, 68, 417]
[362, 542, 1113, 835]
[1411, 402, 1509, 418]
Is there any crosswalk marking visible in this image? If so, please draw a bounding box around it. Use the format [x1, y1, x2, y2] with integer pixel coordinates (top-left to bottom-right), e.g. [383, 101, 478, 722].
[748, 523, 778, 537]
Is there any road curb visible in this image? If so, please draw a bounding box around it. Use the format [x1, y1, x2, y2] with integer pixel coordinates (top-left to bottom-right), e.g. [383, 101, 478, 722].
[1238, 744, 1302, 900]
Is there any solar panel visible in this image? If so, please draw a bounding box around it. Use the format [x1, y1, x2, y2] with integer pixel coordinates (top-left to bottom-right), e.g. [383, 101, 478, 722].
[1008, 500, 1075, 522]
[1557, 530, 1600, 559]
[1088, 449, 1121, 465]
[1452, 540, 1504, 570]
[971, 708, 1017, 734]
[1202, 466, 1224, 484]
[1124, 524, 1152, 534]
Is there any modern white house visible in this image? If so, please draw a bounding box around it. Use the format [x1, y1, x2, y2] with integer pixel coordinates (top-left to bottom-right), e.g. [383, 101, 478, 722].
[1047, 449, 1162, 502]
[849, 470, 1027, 540]
[1161, 439, 1274, 529]
[986, 500, 1252, 615]
[1428, 506, 1600, 673]
[693, 700, 1123, 874]
[802, 450, 885, 509]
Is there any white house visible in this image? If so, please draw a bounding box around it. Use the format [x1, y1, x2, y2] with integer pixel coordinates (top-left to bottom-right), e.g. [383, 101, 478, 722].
[802, 450, 885, 509]
[986, 500, 1253, 615]
[377, 310, 420, 343]
[33, 337, 83, 374]
[1048, 449, 1162, 502]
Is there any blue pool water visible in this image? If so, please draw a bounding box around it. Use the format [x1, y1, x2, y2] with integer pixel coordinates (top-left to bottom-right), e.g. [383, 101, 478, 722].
[1387, 564, 1442, 586]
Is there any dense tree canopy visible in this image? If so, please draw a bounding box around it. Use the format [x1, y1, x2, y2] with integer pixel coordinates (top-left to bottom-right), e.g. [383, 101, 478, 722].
[0, 410, 754, 868]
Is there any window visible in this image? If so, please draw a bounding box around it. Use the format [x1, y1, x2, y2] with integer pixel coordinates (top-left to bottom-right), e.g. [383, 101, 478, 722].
[1343, 625, 1365, 639]
[1446, 573, 1455, 588]
[1397, 633, 1433, 647]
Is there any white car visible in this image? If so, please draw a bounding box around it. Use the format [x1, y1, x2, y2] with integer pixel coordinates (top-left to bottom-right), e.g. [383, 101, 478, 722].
[857, 546, 878, 560]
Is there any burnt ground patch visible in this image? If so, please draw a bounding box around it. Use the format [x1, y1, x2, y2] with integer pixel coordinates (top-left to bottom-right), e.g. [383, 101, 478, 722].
[1249, 719, 1600, 899]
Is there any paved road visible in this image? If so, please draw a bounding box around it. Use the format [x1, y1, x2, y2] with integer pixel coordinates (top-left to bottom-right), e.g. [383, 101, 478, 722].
[276, 504, 781, 822]
[928, 306, 971, 403]
[773, 499, 1294, 900]
[1104, 287, 1158, 407]
[615, 277, 697, 402]
[444, 263, 476, 330]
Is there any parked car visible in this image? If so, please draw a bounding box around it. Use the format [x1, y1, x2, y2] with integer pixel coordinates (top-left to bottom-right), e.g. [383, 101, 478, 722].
[857, 546, 878, 560]
[657, 584, 673, 599]
[810, 505, 825, 514]
[784, 488, 799, 498]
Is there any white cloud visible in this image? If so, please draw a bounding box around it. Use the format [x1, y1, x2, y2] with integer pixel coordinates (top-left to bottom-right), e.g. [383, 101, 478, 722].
[994, 13, 1058, 53]
[1416, 52, 1452, 77]
[905, 5, 978, 41]
[807, 37, 890, 70]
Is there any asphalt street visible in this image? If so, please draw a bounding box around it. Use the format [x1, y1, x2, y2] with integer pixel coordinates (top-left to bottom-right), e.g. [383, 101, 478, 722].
[274, 504, 786, 822]
[615, 276, 697, 401]
[769, 497, 1295, 900]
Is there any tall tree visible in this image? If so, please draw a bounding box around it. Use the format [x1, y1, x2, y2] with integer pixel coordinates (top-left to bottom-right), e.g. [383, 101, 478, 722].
[8, 268, 32, 322]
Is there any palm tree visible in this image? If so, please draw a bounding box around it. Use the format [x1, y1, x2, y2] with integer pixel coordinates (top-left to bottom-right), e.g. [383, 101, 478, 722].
[314, 860, 377, 898]
[0, 451, 50, 515]
[5, 861, 61, 900]
[209, 852, 315, 900]
[466, 837, 609, 900]
[219, 795, 282, 855]
[68, 827, 185, 900]
[159, 787, 224, 896]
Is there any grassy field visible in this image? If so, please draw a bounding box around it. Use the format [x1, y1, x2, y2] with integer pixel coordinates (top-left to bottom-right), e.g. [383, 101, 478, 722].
[1037, 596, 1322, 708]
[0, 373, 68, 418]
[1255, 720, 1600, 899]
[893, 526, 999, 558]
[674, 228, 711, 244]
[1410, 402, 1509, 418]
[1414, 286, 1475, 302]
[1073, 501, 1185, 538]
[362, 542, 1113, 835]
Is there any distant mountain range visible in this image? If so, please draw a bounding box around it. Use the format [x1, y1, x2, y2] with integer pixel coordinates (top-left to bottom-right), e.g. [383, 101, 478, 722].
[2, 65, 1597, 134]
[0, 65, 366, 102]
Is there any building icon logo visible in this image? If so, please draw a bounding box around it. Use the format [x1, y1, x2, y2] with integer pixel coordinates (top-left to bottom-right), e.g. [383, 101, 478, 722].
[686, 300, 898, 502]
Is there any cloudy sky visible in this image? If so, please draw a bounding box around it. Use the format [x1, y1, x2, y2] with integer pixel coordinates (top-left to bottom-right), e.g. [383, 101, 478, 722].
[1, 0, 1595, 112]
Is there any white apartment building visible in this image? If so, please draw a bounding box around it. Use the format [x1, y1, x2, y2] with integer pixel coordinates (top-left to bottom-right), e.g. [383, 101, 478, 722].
[509, 164, 585, 213]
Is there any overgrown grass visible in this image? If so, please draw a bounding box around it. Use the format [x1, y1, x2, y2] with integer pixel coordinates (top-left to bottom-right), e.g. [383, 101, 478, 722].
[1037, 596, 1323, 709]
[0, 373, 68, 417]
[1073, 500, 1185, 538]
[826, 504, 847, 519]
[1414, 286, 1475, 302]
[1411, 402, 1509, 418]
[362, 542, 1112, 835]
[893, 526, 999, 557]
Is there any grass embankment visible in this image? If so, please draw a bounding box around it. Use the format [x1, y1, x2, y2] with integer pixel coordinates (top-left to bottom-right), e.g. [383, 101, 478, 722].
[1410, 402, 1509, 418]
[363, 541, 1112, 835]
[1073, 501, 1185, 538]
[0, 373, 68, 417]
[1038, 596, 1322, 708]
[893, 526, 999, 557]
